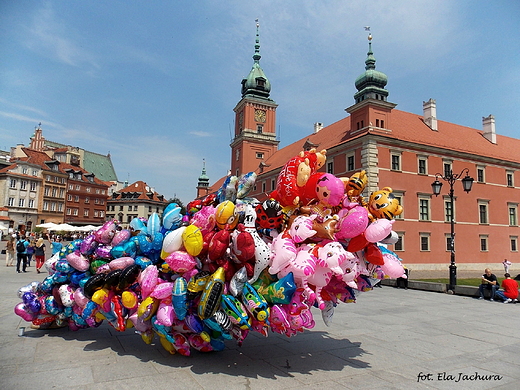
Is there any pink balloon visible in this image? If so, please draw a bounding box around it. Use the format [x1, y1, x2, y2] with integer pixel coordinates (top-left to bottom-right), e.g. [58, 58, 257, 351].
[364, 219, 394, 243]
[165, 251, 197, 273]
[109, 256, 135, 270]
[380, 253, 406, 279]
[14, 302, 37, 322]
[66, 252, 90, 272]
[151, 282, 174, 300]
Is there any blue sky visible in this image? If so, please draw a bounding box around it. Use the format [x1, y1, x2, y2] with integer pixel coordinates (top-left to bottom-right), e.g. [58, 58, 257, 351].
[1, 1, 519, 205]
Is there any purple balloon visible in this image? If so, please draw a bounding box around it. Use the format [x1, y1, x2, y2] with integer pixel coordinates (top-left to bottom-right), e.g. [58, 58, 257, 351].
[80, 234, 98, 255]
[95, 245, 113, 259]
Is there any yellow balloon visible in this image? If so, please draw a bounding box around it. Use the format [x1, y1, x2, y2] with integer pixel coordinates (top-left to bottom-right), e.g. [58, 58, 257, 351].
[121, 291, 138, 309]
[141, 330, 154, 345]
[215, 200, 238, 230]
[137, 296, 159, 321]
[158, 335, 176, 354]
[182, 225, 203, 256]
[91, 288, 109, 306]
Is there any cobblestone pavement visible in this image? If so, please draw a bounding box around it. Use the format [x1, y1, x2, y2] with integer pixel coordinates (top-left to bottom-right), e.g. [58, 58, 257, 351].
[1, 248, 518, 389]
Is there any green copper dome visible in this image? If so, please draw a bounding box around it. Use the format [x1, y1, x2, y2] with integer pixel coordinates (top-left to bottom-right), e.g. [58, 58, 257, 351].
[354, 34, 389, 103]
[241, 21, 271, 99]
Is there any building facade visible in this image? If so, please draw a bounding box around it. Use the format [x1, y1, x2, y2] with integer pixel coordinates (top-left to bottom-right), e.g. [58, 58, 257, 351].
[15, 148, 68, 225]
[0, 160, 42, 233]
[107, 180, 168, 226]
[208, 32, 520, 271]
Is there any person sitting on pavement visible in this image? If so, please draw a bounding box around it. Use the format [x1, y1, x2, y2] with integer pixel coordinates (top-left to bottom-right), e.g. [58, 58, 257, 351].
[478, 268, 499, 301]
[494, 273, 519, 303]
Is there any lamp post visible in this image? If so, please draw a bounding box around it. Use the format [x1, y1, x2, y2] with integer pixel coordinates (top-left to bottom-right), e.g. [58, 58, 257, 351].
[431, 168, 474, 292]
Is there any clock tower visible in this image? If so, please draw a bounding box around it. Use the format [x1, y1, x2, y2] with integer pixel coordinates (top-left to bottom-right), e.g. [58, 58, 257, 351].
[230, 20, 278, 177]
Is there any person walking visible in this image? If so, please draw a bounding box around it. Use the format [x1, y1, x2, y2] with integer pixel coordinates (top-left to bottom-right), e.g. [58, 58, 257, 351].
[494, 273, 519, 303]
[502, 259, 512, 274]
[34, 237, 46, 274]
[5, 237, 15, 267]
[26, 238, 35, 267]
[15, 236, 29, 273]
[48, 236, 63, 255]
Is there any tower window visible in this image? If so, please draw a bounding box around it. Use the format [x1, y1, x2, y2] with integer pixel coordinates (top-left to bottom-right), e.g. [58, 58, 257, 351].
[256, 152, 264, 159]
[257, 125, 263, 133]
[380, 120, 384, 127]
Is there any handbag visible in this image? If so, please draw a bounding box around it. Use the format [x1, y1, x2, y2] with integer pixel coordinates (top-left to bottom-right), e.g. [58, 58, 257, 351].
[1, 249, 5, 254]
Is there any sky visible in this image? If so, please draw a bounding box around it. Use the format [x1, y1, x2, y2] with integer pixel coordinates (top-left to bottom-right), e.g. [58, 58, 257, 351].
[1, 1, 519, 205]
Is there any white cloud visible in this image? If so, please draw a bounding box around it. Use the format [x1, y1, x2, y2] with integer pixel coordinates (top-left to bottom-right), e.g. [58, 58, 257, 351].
[24, 4, 99, 70]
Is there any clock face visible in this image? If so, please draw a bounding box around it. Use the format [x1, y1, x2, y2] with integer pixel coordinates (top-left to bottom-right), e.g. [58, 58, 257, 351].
[254, 109, 266, 123]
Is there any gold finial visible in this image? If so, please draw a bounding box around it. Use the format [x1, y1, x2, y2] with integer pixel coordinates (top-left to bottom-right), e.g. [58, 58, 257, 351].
[364, 26, 372, 41]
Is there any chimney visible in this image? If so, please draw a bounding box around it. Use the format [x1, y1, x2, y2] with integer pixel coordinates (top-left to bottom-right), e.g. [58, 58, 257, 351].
[482, 115, 496, 144]
[314, 122, 324, 133]
[423, 99, 438, 131]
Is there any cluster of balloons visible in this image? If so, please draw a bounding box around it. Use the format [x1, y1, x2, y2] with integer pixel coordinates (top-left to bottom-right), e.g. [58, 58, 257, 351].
[14, 148, 406, 356]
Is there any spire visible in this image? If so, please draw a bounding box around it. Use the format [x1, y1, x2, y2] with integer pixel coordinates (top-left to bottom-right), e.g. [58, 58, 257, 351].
[241, 19, 272, 100]
[354, 31, 389, 104]
[197, 159, 209, 188]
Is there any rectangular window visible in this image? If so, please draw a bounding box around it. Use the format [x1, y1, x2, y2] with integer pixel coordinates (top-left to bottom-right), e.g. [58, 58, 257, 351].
[444, 199, 453, 222]
[59, 189, 64, 198]
[52, 188, 57, 197]
[443, 162, 452, 178]
[32, 170, 37, 176]
[76, 185, 81, 191]
[479, 202, 488, 224]
[68, 194, 73, 201]
[256, 152, 264, 159]
[22, 167, 28, 174]
[477, 166, 485, 183]
[134, 205, 138, 211]
[54, 175, 58, 181]
[445, 234, 454, 252]
[148, 206, 152, 212]
[28, 199, 35, 208]
[85, 197, 90, 204]
[8, 197, 15, 206]
[86, 187, 91, 192]
[73, 209, 78, 216]
[67, 208, 72, 215]
[391, 154, 401, 171]
[257, 125, 263, 133]
[75, 196, 79, 203]
[327, 162, 333, 174]
[511, 236, 518, 252]
[96, 189, 100, 194]
[480, 235, 488, 251]
[419, 198, 430, 221]
[394, 233, 404, 251]
[9, 179, 16, 188]
[271, 179, 276, 191]
[57, 203, 63, 212]
[18, 198, 25, 207]
[84, 209, 89, 217]
[347, 155, 355, 171]
[50, 202, 56, 211]
[69, 184, 73, 190]
[119, 205, 123, 211]
[262, 182, 266, 193]
[20, 181, 27, 190]
[44, 187, 50, 196]
[393, 194, 403, 219]
[420, 234, 430, 251]
[418, 158, 427, 175]
[43, 201, 49, 211]
[99, 211, 104, 218]
[509, 205, 518, 226]
[506, 172, 514, 187]
[30, 182, 36, 191]
[128, 205, 132, 211]
[94, 198, 99, 204]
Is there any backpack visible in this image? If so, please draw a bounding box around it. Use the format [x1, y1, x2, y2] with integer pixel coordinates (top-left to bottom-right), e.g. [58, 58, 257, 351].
[16, 240, 26, 253]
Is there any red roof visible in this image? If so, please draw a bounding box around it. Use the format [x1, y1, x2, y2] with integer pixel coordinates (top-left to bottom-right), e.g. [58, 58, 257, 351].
[210, 107, 520, 188]
[114, 180, 167, 203]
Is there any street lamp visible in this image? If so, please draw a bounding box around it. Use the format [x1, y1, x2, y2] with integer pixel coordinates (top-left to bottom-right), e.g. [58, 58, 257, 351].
[431, 168, 474, 292]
